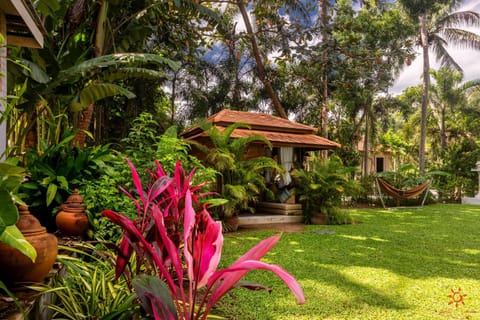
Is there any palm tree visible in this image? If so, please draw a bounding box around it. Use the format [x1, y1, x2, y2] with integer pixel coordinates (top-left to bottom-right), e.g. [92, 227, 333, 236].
[399, 0, 480, 174]
[194, 122, 281, 218]
[429, 68, 462, 155]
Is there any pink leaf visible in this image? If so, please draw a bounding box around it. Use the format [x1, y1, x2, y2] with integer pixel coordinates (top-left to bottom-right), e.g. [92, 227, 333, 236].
[188, 206, 223, 289]
[126, 158, 145, 204]
[102, 209, 177, 294]
[204, 234, 304, 312]
[118, 185, 142, 218]
[148, 176, 173, 202]
[115, 236, 133, 280]
[154, 159, 167, 179]
[206, 260, 305, 313]
[233, 234, 282, 265]
[151, 205, 183, 286]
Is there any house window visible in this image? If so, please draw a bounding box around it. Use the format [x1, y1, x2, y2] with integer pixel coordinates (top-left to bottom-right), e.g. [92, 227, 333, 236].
[376, 157, 384, 173]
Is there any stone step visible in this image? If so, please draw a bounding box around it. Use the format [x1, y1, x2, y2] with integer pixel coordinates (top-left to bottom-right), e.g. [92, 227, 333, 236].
[256, 202, 303, 215]
[238, 214, 303, 226]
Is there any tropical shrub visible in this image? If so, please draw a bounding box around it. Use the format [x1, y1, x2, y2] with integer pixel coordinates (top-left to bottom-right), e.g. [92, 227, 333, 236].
[292, 154, 361, 223]
[194, 122, 281, 218]
[102, 159, 305, 319]
[327, 207, 355, 225]
[20, 133, 117, 229]
[433, 139, 480, 201]
[31, 242, 137, 319]
[122, 112, 215, 184]
[378, 163, 427, 188]
[81, 172, 134, 241]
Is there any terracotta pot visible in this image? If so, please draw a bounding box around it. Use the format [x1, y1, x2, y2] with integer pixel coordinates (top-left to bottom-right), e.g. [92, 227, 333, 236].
[0, 205, 58, 286]
[310, 212, 329, 225]
[224, 216, 240, 232]
[56, 189, 89, 236]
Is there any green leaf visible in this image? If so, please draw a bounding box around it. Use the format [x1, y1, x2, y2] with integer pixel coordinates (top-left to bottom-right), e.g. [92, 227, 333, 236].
[204, 198, 229, 207]
[133, 275, 178, 320]
[70, 84, 136, 112]
[46, 183, 58, 206]
[104, 68, 171, 81]
[56, 176, 69, 190]
[59, 53, 179, 84]
[0, 226, 37, 262]
[18, 59, 50, 84]
[0, 188, 19, 228]
[35, 0, 61, 16]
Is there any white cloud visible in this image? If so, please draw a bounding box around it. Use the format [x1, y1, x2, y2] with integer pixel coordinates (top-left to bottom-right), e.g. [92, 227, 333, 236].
[390, 0, 480, 94]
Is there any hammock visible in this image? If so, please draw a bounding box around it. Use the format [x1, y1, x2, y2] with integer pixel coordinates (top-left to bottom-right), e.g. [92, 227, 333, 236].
[376, 177, 430, 209]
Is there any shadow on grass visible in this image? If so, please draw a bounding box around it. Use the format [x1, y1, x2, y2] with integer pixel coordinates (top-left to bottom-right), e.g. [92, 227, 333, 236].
[221, 204, 480, 319]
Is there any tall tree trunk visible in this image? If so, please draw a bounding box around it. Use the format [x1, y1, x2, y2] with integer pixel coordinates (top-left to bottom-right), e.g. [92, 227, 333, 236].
[320, 0, 329, 138]
[363, 111, 369, 176]
[171, 71, 177, 122]
[440, 106, 446, 153]
[72, 0, 108, 147]
[419, 14, 430, 176]
[237, 0, 288, 119]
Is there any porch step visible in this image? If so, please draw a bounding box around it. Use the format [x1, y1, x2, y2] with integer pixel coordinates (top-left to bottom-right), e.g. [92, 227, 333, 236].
[238, 214, 303, 227]
[256, 202, 303, 215]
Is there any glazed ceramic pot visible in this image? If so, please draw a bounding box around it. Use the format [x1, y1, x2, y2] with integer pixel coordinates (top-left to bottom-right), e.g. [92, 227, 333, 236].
[55, 189, 89, 236]
[0, 205, 58, 286]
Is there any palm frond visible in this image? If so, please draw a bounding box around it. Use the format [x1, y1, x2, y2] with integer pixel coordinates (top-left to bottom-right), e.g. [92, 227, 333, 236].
[173, 0, 229, 34]
[441, 28, 480, 50]
[430, 36, 462, 71]
[436, 11, 480, 29]
[221, 122, 251, 140]
[230, 133, 271, 156]
[206, 151, 236, 172]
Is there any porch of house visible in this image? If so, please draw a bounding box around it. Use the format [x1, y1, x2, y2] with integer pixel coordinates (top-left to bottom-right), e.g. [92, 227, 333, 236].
[238, 202, 304, 229]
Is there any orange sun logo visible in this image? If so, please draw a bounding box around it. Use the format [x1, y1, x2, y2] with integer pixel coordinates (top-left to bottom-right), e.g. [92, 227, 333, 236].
[448, 288, 467, 308]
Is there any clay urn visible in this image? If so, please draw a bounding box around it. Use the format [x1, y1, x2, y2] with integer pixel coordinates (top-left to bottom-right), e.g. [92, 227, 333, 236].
[0, 205, 58, 286]
[55, 189, 89, 236]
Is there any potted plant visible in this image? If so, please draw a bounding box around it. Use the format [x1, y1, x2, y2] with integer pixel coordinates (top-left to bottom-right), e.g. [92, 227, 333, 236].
[0, 161, 59, 287]
[0, 162, 36, 261]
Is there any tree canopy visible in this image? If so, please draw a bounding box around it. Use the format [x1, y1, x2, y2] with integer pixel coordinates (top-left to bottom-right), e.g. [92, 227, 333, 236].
[3, 0, 480, 180]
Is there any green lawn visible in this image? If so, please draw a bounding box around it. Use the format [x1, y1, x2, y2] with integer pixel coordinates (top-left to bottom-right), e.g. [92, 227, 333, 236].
[217, 204, 480, 319]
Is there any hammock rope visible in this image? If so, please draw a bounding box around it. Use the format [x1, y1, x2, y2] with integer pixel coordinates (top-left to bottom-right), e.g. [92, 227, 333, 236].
[376, 177, 430, 208]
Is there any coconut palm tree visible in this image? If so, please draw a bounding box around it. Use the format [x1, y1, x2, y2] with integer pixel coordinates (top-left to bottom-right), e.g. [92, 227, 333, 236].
[399, 0, 480, 174]
[429, 68, 463, 155]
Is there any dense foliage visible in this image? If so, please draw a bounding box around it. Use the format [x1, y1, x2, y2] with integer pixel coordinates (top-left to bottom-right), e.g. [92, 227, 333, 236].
[3, 1, 479, 196]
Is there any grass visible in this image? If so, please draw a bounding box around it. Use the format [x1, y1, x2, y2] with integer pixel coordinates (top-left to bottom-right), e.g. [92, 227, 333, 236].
[216, 204, 480, 319]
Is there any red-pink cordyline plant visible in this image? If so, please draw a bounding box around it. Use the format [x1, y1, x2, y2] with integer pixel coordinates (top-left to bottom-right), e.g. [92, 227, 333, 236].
[102, 159, 305, 320]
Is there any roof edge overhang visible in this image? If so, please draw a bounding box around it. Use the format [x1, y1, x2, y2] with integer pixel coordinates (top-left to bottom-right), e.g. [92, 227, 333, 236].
[2, 0, 45, 48]
[184, 127, 341, 150]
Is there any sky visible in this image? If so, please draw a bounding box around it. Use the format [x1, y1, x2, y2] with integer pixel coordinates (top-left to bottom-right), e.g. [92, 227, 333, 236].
[206, 1, 480, 96]
[389, 0, 480, 94]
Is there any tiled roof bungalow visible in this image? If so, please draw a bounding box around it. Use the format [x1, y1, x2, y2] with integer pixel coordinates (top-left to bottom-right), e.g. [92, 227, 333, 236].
[181, 109, 341, 228]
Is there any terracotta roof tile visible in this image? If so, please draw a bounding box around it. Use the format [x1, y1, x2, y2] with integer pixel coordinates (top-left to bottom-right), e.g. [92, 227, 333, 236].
[230, 128, 340, 149]
[181, 110, 340, 150]
[209, 110, 316, 133]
